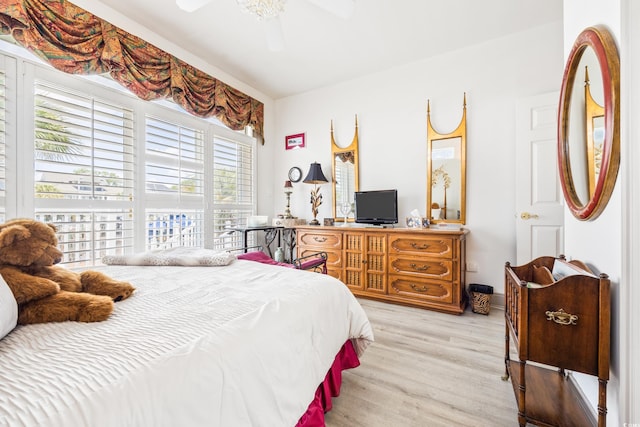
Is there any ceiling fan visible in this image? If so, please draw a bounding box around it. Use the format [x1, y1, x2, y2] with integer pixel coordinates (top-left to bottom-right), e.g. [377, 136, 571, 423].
[175, 0, 356, 51]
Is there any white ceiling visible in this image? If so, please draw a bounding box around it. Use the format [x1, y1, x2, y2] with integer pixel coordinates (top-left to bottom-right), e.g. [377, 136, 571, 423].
[86, 0, 562, 99]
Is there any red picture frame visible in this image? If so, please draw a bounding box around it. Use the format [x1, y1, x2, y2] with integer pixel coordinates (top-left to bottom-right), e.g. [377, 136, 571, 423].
[285, 133, 306, 150]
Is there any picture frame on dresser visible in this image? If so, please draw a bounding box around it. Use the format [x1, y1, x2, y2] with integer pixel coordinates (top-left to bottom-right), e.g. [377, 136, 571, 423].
[323, 218, 335, 226]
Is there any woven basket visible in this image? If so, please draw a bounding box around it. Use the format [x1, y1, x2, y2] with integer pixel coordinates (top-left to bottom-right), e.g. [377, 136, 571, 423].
[470, 292, 491, 315]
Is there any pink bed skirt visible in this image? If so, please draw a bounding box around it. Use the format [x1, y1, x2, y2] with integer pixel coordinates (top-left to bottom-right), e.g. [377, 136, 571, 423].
[295, 340, 360, 427]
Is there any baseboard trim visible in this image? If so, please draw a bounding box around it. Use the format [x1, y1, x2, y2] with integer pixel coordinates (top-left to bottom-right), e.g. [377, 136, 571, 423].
[491, 293, 505, 310]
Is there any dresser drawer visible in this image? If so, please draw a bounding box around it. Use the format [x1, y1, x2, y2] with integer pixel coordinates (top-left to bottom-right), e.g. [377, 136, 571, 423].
[388, 256, 453, 281]
[389, 235, 453, 258]
[299, 247, 342, 268]
[388, 275, 453, 304]
[298, 231, 342, 249]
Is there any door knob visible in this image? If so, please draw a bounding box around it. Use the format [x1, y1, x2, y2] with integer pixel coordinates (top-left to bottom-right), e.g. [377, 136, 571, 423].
[520, 212, 539, 220]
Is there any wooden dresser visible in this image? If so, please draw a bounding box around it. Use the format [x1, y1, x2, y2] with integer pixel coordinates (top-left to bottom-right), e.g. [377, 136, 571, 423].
[503, 256, 610, 427]
[296, 225, 468, 314]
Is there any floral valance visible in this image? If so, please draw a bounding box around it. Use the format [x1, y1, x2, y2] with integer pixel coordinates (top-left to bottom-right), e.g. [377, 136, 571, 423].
[0, 0, 264, 141]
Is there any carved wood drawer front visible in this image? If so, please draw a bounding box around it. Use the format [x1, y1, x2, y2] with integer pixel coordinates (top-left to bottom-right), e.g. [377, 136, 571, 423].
[389, 236, 453, 258]
[298, 231, 342, 249]
[299, 248, 342, 268]
[389, 256, 453, 281]
[388, 275, 453, 303]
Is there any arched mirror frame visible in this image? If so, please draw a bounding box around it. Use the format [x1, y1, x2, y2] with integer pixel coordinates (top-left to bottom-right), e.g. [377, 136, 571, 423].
[427, 94, 467, 224]
[558, 25, 620, 221]
[331, 117, 360, 222]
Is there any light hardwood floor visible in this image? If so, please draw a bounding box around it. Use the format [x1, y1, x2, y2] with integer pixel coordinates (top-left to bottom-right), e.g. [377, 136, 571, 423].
[325, 298, 519, 427]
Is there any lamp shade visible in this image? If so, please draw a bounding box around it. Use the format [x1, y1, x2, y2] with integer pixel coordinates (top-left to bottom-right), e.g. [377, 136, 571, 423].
[303, 162, 328, 184]
[284, 180, 293, 188]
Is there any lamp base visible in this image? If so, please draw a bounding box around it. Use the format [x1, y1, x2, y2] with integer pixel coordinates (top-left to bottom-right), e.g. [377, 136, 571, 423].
[308, 219, 320, 226]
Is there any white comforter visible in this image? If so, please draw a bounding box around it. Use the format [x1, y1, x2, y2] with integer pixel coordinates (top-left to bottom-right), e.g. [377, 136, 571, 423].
[0, 260, 374, 427]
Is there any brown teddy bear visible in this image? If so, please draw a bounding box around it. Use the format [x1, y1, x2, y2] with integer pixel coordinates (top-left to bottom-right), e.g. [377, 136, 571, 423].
[0, 218, 135, 324]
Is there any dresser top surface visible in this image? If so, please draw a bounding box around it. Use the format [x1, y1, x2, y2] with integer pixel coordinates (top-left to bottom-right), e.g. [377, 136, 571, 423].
[295, 225, 469, 236]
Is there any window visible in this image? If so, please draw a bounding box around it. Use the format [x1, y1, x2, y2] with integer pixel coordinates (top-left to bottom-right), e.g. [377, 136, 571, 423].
[0, 44, 257, 267]
[33, 79, 135, 266]
[0, 67, 6, 222]
[34, 80, 134, 201]
[212, 136, 255, 249]
[144, 115, 205, 250]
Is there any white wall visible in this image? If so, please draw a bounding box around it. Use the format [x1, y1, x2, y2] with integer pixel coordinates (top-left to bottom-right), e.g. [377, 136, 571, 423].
[562, 0, 623, 424]
[273, 21, 563, 295]
[621, 0, 640, 421]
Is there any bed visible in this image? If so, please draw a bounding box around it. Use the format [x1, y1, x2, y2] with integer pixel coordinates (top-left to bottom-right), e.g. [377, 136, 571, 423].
[0, 257, 374, 426]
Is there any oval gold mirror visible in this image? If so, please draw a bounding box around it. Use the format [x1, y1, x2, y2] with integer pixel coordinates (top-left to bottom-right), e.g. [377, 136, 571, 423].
[427, 95, 467, 224]
[558, 25, 620, 220]
[331, 117, 359, 223]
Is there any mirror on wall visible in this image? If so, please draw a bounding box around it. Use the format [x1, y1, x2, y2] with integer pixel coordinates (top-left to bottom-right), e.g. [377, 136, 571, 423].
[331, 117, 359, 223]
[427, 95, 467, 224]
[558, 25, 620, 221]
[584, 66, 605, 199]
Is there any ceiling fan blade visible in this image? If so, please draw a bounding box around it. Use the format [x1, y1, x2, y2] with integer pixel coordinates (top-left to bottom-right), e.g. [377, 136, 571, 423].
[306, 0, 355, 19]
[264, 17, 285, 52]
[176, 0, 213, 12]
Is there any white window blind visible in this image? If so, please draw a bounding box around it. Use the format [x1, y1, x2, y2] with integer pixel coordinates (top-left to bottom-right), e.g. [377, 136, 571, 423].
[0, 69, 5, 222]
[34, 80, 134, 201]
[33, 80, 135, 266]
[145, 210, 204, 250]
[212, 136, 254, 249]
[35, 211, 134, 267]
[144, 116, 205, 250]
[145, 116, 204, 196]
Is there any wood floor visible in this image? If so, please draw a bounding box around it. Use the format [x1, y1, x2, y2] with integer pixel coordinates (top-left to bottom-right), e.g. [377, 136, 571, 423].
[325, 298, 519, 427]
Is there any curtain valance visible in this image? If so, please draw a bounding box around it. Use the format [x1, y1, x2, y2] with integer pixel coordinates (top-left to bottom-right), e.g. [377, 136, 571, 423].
[0, 0, 264, 141]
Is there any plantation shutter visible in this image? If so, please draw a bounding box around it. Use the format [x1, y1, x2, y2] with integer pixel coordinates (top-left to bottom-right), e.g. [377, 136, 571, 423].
[33, 80, 135, 266]
[0, 68, 6, 221]
[212, 136, 254, 249]
[144, 116, 205, 250]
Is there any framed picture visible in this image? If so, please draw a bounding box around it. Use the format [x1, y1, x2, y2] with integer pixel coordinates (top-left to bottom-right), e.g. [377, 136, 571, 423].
[285, 133, 306, 150]
[323, 218, 335, 226]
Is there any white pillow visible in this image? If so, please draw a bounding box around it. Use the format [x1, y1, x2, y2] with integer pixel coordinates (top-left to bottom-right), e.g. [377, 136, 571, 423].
[102, 247, 236, 266]
[0, 273, 18, 339]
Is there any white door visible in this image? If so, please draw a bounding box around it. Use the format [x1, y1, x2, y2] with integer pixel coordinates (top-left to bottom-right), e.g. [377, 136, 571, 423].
[515, 92, 564, 265]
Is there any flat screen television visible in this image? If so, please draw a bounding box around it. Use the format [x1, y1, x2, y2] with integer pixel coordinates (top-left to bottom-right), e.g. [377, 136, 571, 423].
[354, 189, 398, 226]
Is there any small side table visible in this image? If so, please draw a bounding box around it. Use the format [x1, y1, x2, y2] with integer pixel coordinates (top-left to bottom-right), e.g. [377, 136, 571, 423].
[226, 225, 284, 257]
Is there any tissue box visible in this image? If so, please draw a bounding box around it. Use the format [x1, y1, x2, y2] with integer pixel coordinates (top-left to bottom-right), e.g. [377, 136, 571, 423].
[248, 215, 268, 227]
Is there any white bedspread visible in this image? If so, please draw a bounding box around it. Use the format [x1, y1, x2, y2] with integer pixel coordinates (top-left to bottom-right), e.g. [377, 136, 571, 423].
[0, 260, 374, 427]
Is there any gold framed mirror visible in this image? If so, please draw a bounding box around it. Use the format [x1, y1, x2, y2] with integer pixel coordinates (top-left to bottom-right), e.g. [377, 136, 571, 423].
[585, 66, 605, 198]
[427, 94, 467, 224]
[331, 116, 359, 223]
[558, 25, 620, 221]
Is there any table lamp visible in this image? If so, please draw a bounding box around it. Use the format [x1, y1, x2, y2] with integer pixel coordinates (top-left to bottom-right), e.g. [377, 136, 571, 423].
[303, 162, 328, 226]
[283, 180, 293, 219]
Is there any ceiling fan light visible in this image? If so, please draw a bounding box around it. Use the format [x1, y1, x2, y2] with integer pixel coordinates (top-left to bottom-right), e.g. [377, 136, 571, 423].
[237, 0, 287, 20]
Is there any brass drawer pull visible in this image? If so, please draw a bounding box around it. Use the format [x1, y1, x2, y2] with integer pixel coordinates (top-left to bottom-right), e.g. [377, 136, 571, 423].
[410, 284, 429, 292]
[410, 263, 429, 271]
[546, 309, 578, 326]
[313, 236, 327, 243]
[410, 243, 430, 250]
